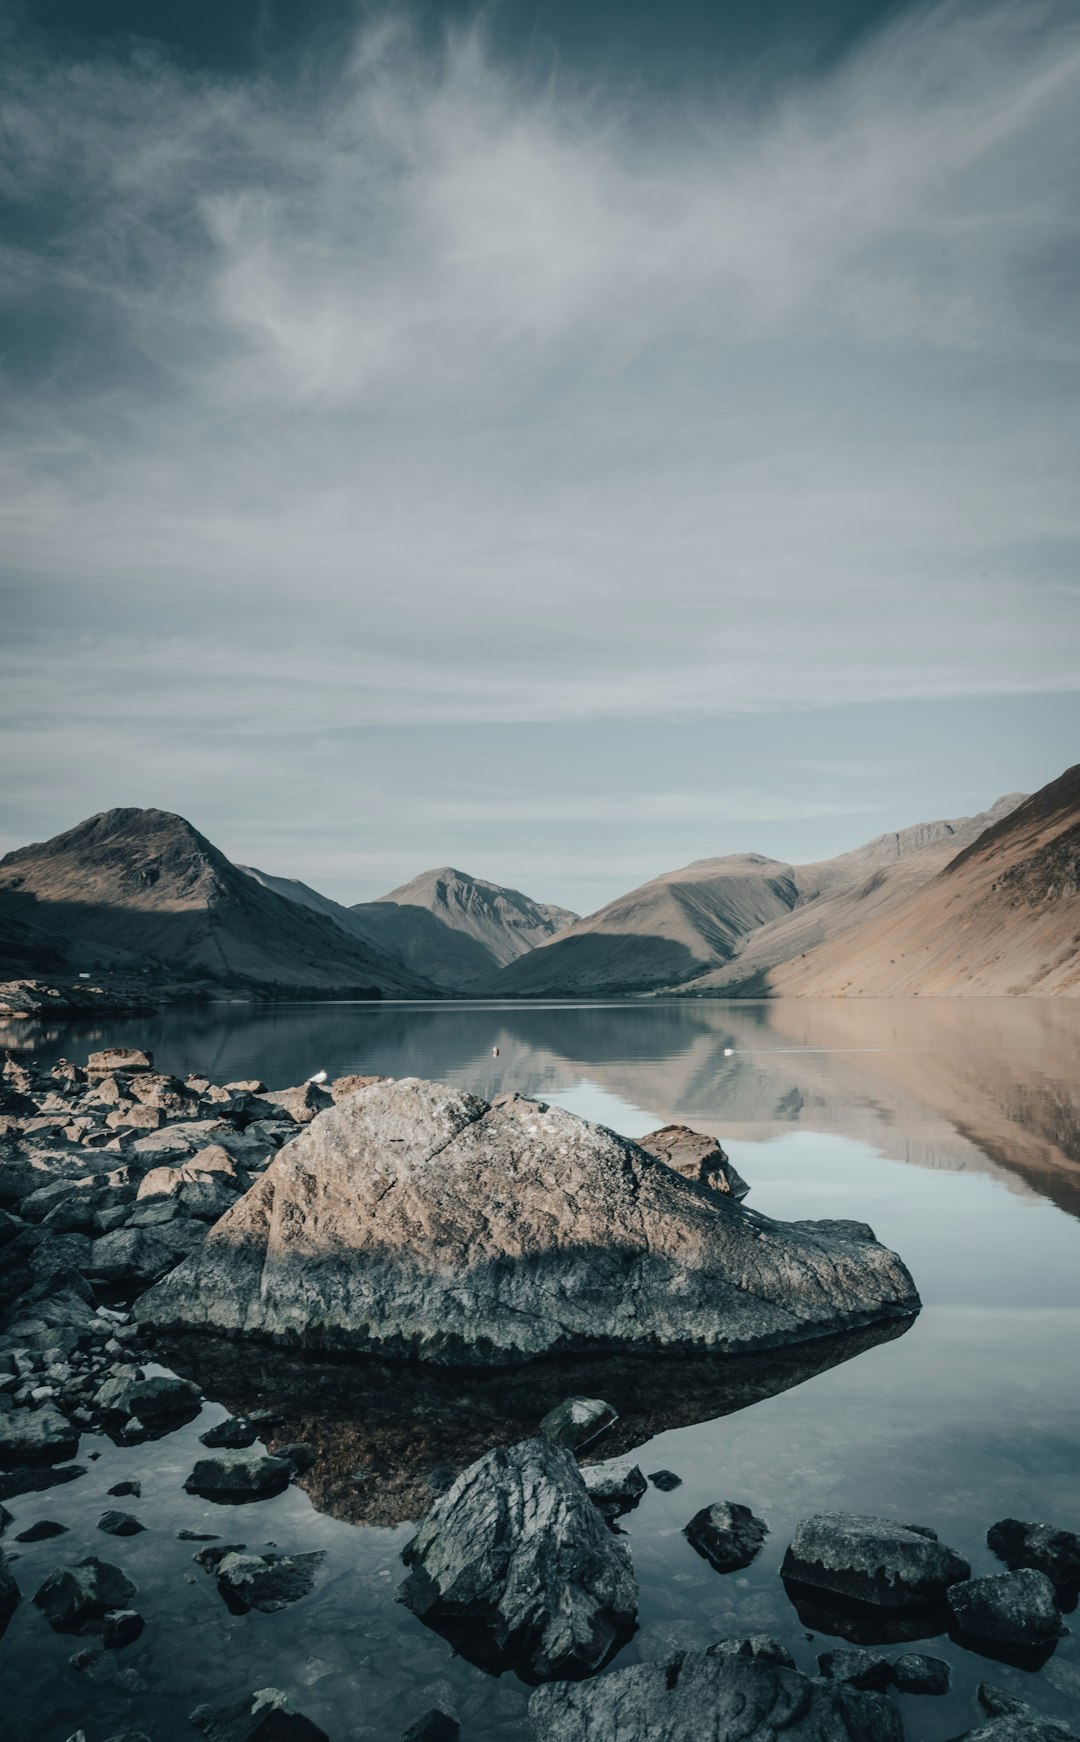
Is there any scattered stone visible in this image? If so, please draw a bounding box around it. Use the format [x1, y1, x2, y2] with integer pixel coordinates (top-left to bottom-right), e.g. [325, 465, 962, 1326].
[108, 1480, 141, 1498]
[399, 1437, 637, 1679]
[98, 1510, 145, 1537]
[401, 1713, 459, 1742]
[0, 1463, 85, 1501]
[215, 1550, 324, 1614]
[0, 1400, 79, 1466]
[275, 1442, 317, 1474]
[15, 1518, 68, 1541]
[101, 1607, 144, 1648]
[201, 1416, 259, 1450]
[987, 1518, 1080, 1588]
[781, 1513, 969, 1610]
[33, 1557, 136, 1631]
[581, 1460, 647, 1521]
[684, 1501, 768, 1573]
[190, 1687, 331, 1742]
[706, 1636, 795, 1668]
[538, 1396, 617, 1451]
[121, 1374, 201, 1421]
[891, 1652, 951, 1694]
[948, 1568, 1064, 1653]
[528, 1649, 901, 1740]
[649, 1470, 682, 1492]
[817, 1647, 892, 1689]
[638, 1125, 749, 1197]
[194, 1543, 246, 1571]
[136, 1080, 919, 1362]
[184, 1452, 292, 1501]
[178, 1529, 220, 1542]
[87, 1050, 153, 1077]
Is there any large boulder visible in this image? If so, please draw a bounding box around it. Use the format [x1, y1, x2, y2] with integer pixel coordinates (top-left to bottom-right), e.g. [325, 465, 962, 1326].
[987, 1518, 1080, 1587]
[781, 1513, 969, 1611]
[0, 1400, 79, 1467]
[528, 1650, 902, 1741]
[947, 1569, 1064, 1653]
[399, 1436, 636, 1680]
[135, 1080, 918, 1363]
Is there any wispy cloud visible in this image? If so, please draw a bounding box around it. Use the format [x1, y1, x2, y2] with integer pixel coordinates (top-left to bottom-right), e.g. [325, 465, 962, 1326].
[1, 1, 1078, 885]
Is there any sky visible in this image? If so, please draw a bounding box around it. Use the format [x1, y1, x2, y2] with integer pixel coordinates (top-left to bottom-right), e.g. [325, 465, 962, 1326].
[1, 0, 1078, 914]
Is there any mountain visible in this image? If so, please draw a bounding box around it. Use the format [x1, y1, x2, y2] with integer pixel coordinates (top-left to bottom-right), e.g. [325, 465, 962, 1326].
[674, 795, 1024, 996]
[489, 854, 802, 996]
[488, 796, 1027, 999]
[0, 808, 430, 997]
[766, 765, 1080, 998]
[349, 867, 578, 992]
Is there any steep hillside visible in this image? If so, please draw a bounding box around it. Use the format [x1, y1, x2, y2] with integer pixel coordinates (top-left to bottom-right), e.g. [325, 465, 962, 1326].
[351, 867, 578, 992]
[769, 766, 1080, 997]
[0, 809, 429, 997]
[490, 855, 801, 996]
[678, 795, 1023, 996]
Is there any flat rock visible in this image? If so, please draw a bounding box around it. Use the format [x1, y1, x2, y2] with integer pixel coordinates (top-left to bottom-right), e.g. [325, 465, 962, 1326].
[684, 1500, 768, 1573]
[87, 1050, 153, 1077]
[215, 1550, 324, 1613]
[987, 1518, 1080, 1587]
[781, 1512, 969, 1610]
[528, 1650, 902, 1741]
[638, 1126, 749, 1197]
[0, 1400, 79, 1467]
[33, 1557, 136, 1631]
[948, 1568, 1064, 1650]
[538, 1396, 617, 1451]
[135, 1079, 918, 1363]
[190, 1687, 330, 1742]
[184, 1451, 293, 1500]
[399, 1436, 636, 1680]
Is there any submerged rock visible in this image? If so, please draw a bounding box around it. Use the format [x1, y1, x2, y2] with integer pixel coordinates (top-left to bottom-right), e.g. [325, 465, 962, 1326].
[580, 1461, 647, 1521]
[528, 1650, 901, 1741]
[190, 1688, 330, 1742]
[135, 1079, 918, 1364]
[987, 1518, 1080, 1587]
[399, 1436, 636, 1680]
[684, 1501, 768, 1573]
[33, 1557, 136, 1631]
[215, 1550, 324, 1613]
[948, 1568, 1064, 1654]
[781, 1512, 969, 1610]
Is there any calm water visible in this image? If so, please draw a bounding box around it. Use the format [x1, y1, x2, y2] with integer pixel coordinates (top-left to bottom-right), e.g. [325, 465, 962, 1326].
[3, 999, 1080, 1740]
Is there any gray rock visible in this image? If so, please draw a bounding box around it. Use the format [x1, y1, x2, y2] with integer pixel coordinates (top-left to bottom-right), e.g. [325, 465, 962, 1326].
[107, 1480, 141, 1498]
[581, 1460, 647, 1520]
[987, 1518, 1080, 1587]
[401, 1713, 459, 1742]
[201, 1416, 259, 1449]
[262, 1084, 331, 1123]
[16, 1518, 69, 1541]
[121, 1374, 201, 1421]
[706, 1636, 795, 1667]
[649, 1469, 682, 1491]
[959, 1684, 1079, 1741]
[98, 1510, 145, 1537]
[215, 1550, 324, 1613]
[33, 1557, 136, 1630]
[135, 1080, 918, 1363]
[86, 1227, 184, 1284]
[399, 1436, 636, 1679]
[184, 1451, 293, 1500]
[948, 1568, 1064, 1650]
[638, 1125, 749, 1198]
[0, 1399, 79, 1466]
[538, 1396, 617, 1451]
[101, 1607, 144, 1647]
[190, 1687, 330, 1742]
[891, 1652, 950, 1694]
[684, 1501, 768, 1573]
[781, 1512, 969, 1610]
[275, 1442, 317, 1474]
[528, 1650, 902, 1740]
[817, 1646, 892, 1688]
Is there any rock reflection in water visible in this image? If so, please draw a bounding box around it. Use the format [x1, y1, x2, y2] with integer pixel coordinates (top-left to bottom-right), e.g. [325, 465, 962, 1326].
[160, 1315, 913, 1527]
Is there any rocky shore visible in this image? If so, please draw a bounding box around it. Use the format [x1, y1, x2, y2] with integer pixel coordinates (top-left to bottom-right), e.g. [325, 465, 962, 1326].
[0, 1051, 1077, 1740]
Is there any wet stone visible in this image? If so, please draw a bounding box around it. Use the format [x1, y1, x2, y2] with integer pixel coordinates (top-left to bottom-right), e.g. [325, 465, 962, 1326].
[781, 1512, 970, 1610]
[200, 1415, 260, 1450]
[987, 1518, 1080, 1588]
[817, 1647, 892, 1689]
[706, 1636, 796, 1668]
[401, 1712, 460, 1742]
[891, 1652, 951, 1694]
[107, 1480, 141, 1498]
[581, 1460, 648, 1521]
[184, 1451, 292, 1500]
[15, 1518, 68, 1541]
[649, 1470, 683, 1492]
[948, 1568, 1064, 1653]
[101, 1607, 145, 1648]
[215, 1550, 325, 1614]
[33, 1557, 136, 1631]
[684, 1501, 768, 1574]
[190, 1686, 331, 1742]
[98, 1509, 145, 1537]
[538, 1396, 618, 1451]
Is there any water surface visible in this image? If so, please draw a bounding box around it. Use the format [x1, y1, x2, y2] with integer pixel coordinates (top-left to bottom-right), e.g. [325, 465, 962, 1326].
[2, 999, 1079, 1740]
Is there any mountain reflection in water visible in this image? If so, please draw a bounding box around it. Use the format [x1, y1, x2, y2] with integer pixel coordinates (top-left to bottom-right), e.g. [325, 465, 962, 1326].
[160, 1316, 914, 1527]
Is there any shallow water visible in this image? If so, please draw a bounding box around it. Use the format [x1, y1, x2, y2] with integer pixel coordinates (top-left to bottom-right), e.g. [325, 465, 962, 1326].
[3, 999, 1080, 1740]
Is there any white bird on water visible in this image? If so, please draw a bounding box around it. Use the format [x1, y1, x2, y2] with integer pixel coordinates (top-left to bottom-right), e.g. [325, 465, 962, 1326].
[723, 1048, 734, 1058]
[308, 1069, 328, 1084]
[492, 1046, 500, 1057]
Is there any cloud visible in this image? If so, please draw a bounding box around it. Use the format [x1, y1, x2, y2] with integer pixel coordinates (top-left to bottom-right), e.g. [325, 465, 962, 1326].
[1, 0, 1078, 880]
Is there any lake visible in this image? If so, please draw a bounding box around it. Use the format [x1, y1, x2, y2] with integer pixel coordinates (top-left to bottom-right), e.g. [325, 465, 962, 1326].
[2, 998, 1079, 1740]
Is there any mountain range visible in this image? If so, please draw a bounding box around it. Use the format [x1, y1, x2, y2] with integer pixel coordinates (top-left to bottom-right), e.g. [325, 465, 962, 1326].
[1, 763, 1078, 1000]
